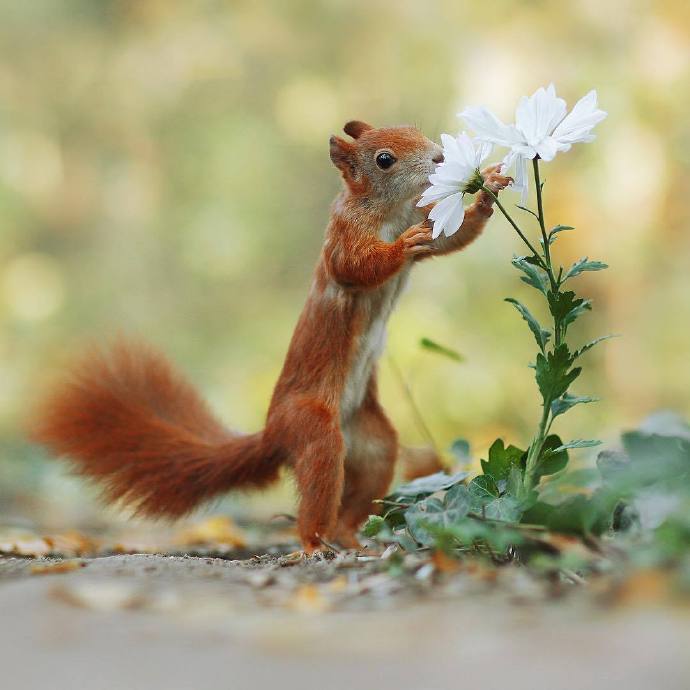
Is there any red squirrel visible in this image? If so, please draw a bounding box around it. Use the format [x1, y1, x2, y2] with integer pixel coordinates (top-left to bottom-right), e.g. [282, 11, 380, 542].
[31, 120, 511, 552]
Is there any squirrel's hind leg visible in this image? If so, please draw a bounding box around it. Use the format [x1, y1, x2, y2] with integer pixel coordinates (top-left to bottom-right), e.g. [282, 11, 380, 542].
[332, 395, 398, 549]
[281, 401, 346, 553]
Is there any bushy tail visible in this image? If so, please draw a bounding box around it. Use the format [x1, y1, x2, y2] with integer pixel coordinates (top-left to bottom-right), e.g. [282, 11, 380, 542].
[30, 340, 281, 518]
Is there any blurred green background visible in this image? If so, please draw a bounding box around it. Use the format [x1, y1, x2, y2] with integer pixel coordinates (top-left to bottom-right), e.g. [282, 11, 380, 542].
[1, 0, 688, 525]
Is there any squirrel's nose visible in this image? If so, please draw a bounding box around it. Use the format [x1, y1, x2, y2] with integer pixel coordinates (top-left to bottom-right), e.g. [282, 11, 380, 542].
[432, 151, 444, 164]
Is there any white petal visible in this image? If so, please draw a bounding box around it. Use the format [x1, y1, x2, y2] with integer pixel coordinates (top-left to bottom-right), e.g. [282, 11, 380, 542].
[455, 132, 478, 167]
[552, 89, 607, 145]
[534, 136, 560, 162]
[515, 85, 566, 146]
[417, 183, 457, 206]
[502, 153, 529, 203]
[543, 83, 569, 133]
[459, 106, 521, 147]
[432, 161, 474, 186]
[459, 131, 494, 167]
[440, 132, 461, 162]
[514, 95, 536, 142]
[500, 149, 518, 176]
[476, 140, 493, 165]
[429, 192, 464, 238]
[428, 192, 459, 223]
[442, 196, 466, 237]
[517, 158, 530, 204]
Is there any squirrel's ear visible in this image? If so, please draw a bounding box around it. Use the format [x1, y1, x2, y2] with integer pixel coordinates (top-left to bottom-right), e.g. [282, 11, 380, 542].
[343, 120, 374, 139]
[329, 135, 355, 174]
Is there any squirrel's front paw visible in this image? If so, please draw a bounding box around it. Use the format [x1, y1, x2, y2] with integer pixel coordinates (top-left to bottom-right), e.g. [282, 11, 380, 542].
[481, 164, 513, 194]
[400, 222, 433, 258]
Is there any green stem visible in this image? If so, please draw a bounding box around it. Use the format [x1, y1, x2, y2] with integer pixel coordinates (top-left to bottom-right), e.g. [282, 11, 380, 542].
[481, 186, 546, 268]
[521, 403, 551, 499]
[531, 158, 559, 294]
[520, 159, 562, 499]
[482, 166, 566, 500]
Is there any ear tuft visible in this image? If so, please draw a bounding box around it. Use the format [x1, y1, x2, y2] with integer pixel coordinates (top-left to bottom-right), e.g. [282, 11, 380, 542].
[343, 120, 374, 139]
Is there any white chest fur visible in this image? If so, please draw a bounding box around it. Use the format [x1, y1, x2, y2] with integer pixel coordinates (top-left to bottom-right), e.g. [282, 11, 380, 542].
[340, 201, 424, 421]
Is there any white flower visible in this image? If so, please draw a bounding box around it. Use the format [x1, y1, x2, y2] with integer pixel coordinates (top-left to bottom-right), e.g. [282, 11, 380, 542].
[417, 132, 492, 239]
[459, 84, 607, 203]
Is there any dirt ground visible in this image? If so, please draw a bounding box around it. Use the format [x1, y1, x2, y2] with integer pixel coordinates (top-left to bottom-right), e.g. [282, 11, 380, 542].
[1, 550, 689, 690]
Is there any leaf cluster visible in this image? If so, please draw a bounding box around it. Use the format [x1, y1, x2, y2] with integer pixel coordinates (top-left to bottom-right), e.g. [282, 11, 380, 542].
[365, 416, 690, 580]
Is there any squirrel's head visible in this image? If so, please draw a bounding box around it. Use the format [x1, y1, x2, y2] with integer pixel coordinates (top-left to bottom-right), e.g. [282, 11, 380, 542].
[329, 120, 443, 204]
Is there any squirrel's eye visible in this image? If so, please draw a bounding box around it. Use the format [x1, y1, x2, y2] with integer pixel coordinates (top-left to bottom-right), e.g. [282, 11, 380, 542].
[375, 152, 397, 170]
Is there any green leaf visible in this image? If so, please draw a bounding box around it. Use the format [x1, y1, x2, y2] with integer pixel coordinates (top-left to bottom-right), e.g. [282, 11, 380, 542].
[573, 335, 616, 360]
[405, 497, 460, 546]
[419, 338, 464, 362]
[381, 505, 408, 529]
[535, 344, 581, 402]
[550, 393, 599, 418]
[484, 496, 523, 522]
[449, 439, 470, 463]
[445, 519, 527, 551]
[480, 439, 525, 482]
[621, 431, 690, 485]
[523, 255, 544, 267]
[362, 515, 385, 537]
[506, 465, 524, 497]
[543, 490, 617, 536]
[515, 204, 539, 220]
[547, 290, 591, 329]
[538, 468, 601, 503]
[548, 224, 574, 245]
[505, 298, 551, 353]
[392, 471, 469, 497]
[547, 495, 592, 534]
[564, 301, 592, 327]
[468, 475, 499, 501]
[512, 256, 549, 295]
[551, 439, 602, 453]
[596, 450, 630, 483]
[520, 500, 556, 526]
[535, 434, 569, 478]
[394, 530, 420, 552]
[563, 257, 608, 281]
[443, 483, 472, 516]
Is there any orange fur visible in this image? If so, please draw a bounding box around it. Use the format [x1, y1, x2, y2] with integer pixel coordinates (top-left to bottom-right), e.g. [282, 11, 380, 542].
[30, 121, 506, 551]
[31, 341, 281, 517]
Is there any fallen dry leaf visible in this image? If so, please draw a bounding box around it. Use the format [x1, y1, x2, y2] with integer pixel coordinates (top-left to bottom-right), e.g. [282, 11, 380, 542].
[49, 531, 99, 556]
[0, 536, 53, 557]
[540, 533, 597, 561]
[52, 581, 144, 611]
[432, 550, 461, 574]
[175, 516, 248, 549]
[31, 560, 85, 575]
[327, 575, 349, 593]
[289, 584, 331, 613]
[464, 561, 499, 584]
[612, 569, 671, 607]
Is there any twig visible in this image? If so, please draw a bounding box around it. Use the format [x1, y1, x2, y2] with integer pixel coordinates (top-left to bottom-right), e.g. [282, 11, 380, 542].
[373, 498, 412, 508]
[387, 355, 440, 455]
[561, 568, 587, 586]
[316, 534, 341, 553]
